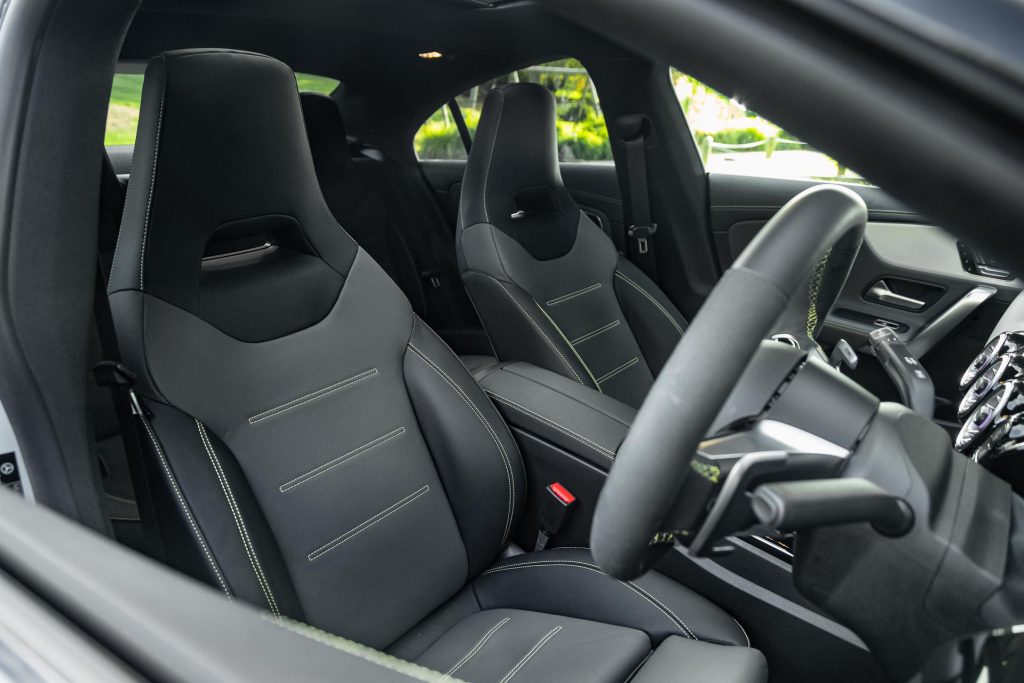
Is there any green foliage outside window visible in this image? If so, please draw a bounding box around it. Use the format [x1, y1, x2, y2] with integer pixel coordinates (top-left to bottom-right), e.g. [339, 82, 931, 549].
[104, 72, 339, 146]
[414, 59, 612, 162]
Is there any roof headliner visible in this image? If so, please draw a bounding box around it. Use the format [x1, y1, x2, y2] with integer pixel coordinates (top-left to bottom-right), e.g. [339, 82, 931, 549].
[120, 0, 635, 130]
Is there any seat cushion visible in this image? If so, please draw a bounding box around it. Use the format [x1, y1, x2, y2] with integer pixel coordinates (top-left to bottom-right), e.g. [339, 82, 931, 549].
[415, 609, 650, 682]
[472, 548, 749, 646]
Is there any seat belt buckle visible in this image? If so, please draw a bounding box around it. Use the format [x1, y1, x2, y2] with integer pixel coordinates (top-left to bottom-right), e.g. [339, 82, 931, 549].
[92, 361, 137, 389]
[627, 223, 658, 255]
[535, 482, 576, 551]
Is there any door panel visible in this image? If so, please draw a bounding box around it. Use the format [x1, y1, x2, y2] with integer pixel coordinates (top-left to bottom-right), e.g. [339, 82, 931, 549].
[709, 173, 1022, 420]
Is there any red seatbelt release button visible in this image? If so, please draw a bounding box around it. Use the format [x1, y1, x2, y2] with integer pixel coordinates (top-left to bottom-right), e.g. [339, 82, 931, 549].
[536, 482, 576, 551]
[548, 482, 576, 505]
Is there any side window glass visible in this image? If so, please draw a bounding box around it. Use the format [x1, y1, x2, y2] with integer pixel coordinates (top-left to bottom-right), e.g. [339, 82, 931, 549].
[415, 58, 612, 162]
[105, 71, 339, 147]
[669, 67, 869, 185]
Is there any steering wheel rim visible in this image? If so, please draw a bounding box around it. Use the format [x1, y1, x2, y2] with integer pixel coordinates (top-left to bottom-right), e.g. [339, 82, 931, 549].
[591, 184, 868, 580]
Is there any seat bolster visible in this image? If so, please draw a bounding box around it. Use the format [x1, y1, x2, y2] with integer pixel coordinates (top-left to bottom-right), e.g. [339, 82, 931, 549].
[462, 269, 598, 390]
[404, 318, 526, 576]
[632, 636, 768, 683]
[141, 400, 303, 620]
[471, 548, 749, 646]
[612, 256, 688, 377]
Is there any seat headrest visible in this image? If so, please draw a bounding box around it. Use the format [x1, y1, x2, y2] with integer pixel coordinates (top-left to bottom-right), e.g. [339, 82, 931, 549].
[300, 92, 351, 173]
[108, 49, 358, 339]
[458, 83, 581, 260]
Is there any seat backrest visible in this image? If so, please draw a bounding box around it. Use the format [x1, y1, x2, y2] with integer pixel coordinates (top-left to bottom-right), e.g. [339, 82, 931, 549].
[107, 49, 524, 649]
[456, 83, 688, 408]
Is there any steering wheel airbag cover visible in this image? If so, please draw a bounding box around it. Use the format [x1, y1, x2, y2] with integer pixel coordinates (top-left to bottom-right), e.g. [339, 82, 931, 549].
[591, 185, 868, 579]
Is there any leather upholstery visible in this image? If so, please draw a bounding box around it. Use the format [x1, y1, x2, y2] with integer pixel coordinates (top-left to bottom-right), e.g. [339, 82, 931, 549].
[632, 636, 768, 683]
[476, 362, 636, 471]
[472, 548, 748, 646]
[457, 83, 688, 408]
[108, 49, 761, 680]
[414, 609, 650, 682]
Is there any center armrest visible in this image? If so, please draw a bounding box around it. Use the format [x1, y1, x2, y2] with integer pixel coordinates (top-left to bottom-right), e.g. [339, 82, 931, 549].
[473, 361, 635, 471]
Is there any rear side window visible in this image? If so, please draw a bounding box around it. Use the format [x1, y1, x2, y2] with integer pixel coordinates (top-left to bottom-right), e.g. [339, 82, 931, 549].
[415, 58, 612, 162]
[104, 71, 340, 147]
[669, 67, 870, 185]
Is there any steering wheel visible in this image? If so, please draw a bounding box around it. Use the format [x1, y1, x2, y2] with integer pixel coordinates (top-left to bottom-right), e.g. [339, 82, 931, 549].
[592, 185, 868, 579]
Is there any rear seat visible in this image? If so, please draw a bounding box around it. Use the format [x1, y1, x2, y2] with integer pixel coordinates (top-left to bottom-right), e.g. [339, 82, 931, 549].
[299, 93, 487, 354]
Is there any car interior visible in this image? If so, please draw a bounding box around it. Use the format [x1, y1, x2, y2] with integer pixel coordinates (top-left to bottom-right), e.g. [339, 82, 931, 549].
[1, 1, 1024, 682]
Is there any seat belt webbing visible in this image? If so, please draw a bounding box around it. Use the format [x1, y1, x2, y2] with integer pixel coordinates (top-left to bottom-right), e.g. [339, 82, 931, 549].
[94, 155, 165, 561]
[617, 115, 658, 279]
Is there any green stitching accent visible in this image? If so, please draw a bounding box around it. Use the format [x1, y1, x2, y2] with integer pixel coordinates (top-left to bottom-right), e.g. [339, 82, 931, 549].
[689, 460, 721, 484]
[806, 248, 832, 340]
[265, 615, 461, 682]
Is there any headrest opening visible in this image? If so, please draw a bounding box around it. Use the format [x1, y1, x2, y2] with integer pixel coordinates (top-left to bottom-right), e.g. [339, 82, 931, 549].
[108, 48, 359, 342]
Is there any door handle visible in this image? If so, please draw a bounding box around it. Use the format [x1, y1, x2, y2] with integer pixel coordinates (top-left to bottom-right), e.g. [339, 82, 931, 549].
[867, 281, 926, 310]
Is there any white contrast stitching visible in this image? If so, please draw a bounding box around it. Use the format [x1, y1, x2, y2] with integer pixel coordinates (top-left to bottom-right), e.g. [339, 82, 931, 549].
[137, 84, 167, 290]
[545, 283, 602, 306]
[444, 617, 510, 678]
[532, 299, 602, 390]
[498, 626, 562, 683]
[733, 618, 751, 647]
[595, 357, 640, 385]
[136, 406, 232, 597]
[279, 427, 406, 492]
[248, 368, 378, 424]
[408, 343, 514, 546]
[486, 393, 615, 461]
[196, 421, 279, 616]
[480, 560, 697, 640]
[481, 93, 504, 223]
[104, 493, 136, 506]
[477, 273, 586, 387]
[571, 320, 620, 346]
[614, 270, 685, 337]
[308, 485, 430, 561]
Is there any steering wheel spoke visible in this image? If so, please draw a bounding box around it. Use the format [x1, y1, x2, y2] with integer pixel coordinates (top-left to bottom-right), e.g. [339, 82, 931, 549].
[680, 421, 849, 556]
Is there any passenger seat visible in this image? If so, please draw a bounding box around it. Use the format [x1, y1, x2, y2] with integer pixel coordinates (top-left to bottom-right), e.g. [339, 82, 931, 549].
[300, 93, 487, 354]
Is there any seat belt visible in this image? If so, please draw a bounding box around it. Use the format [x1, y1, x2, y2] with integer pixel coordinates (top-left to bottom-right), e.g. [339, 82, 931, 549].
[93, 155, 165, 562]
[617, 114, 658, 279]
[380, 161, 464, 328]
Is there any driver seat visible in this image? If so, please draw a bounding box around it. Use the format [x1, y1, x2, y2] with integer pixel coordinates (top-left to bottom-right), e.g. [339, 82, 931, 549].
[107, 49, 765, 681]
[456, 83, 688, 409]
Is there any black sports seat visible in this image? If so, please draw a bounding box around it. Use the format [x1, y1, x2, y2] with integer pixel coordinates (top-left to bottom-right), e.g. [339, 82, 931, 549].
[107, 49, 763, 681]
[457, 83, 688, 408]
